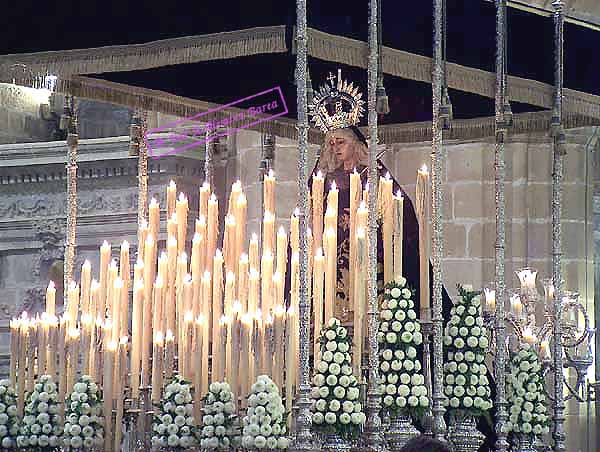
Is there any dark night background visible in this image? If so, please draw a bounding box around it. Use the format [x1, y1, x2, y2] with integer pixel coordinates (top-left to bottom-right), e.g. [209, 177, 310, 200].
[3, 0, 598, 125]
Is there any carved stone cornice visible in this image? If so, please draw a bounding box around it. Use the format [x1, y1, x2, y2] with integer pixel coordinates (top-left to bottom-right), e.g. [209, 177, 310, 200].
[0, 136, 205, 192]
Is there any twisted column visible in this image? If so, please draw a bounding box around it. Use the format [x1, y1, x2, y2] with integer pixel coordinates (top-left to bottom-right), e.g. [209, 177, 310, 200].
[493, 2, 510, 451]
[364, 0, 385, 450]
[64, 95, 78, 307]
[136, 110, 149, 228]
[204, 128, 214, 188]
[551, 1, 566, 451]
[290, 0, 315, 450]
[431, 0, 447, 441]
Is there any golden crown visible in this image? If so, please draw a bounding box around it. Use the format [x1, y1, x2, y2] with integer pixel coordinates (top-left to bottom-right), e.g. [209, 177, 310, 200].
[308, 69, 365, 133]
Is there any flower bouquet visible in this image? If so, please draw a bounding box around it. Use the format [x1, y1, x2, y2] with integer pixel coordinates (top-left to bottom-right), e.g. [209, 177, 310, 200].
[241, 375, 289, 450]
[151, 374, 197, 450]
[377, 278, 428, 449]
[63, 375, 104, 450]
[311, 318, 365, 450]
[506, 343, 549, 452]
[16, 374, 62, 451]
[0, 379, 18, 449]
[443, 285, 492, 452]
[199, 381, 241, 450]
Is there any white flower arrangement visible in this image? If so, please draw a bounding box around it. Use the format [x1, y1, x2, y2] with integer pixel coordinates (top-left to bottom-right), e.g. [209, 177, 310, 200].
[378, 278, 429, 418]
[16, 374, 61, 450]
[151, 374, 197, 450]
[0, 379, 18, 449]
[199, 381, 241, 449]
[63, 375, 104, 450]
[311, 318, 365, 440]
[442, 285, 493, 417]
[242, 375, 289, 449]
[506, 343, 549, 438]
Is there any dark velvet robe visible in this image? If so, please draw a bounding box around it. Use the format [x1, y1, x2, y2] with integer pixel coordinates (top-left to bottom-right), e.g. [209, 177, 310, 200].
[311, 160, 452, 322]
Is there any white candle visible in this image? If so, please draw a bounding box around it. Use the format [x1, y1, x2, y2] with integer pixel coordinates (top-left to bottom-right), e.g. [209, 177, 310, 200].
[484, 287, 496, 312]
[416, 165, 431, 321]
[393, 191, 404, 282]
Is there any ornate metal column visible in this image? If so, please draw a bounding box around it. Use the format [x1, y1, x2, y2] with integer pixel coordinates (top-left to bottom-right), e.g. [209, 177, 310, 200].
[131, 110, 149, 228]
[493, 1, 510, 451]
[551, 1, 567, 451]
[431, 0, 447, 442]
[63, 95, 78, 306]
[205, 128, 214, 188]
[291, 0, 314, 450]
[364, 0, 385, 450]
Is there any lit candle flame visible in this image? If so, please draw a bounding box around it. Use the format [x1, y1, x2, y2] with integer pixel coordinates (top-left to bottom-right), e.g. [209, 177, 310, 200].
[185, 310, 194, 322]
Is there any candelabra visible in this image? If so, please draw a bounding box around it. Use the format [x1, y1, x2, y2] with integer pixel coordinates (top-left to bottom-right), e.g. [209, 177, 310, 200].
[482, 267, 595, 402]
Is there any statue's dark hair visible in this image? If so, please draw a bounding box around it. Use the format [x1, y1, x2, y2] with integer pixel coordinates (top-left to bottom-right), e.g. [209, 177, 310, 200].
[400, 436, 451, 452]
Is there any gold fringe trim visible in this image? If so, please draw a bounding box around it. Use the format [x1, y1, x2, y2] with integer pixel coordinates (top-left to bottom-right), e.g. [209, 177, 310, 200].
[0, 26, 286, 77]
[58, 76, 599, 145]
[306, 27, 600, 120]
[57, 75, 325, 144]
[376, 112, 600, 144]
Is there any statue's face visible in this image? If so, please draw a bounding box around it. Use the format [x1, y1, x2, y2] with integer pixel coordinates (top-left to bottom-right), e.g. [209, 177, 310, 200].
[328, 131, 355, 164]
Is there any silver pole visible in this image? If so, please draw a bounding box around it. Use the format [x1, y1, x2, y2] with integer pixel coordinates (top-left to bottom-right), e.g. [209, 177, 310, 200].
[551, 1, 566, 451]
[291, 0, 314, 449]
[365, 0, 385, 449]
[205, 129, 214, 188]
[494, 1, 510, 451]
[431, 0, 447, 441]
[64, 95, 78, 307]
[137, 111, 149, 228]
